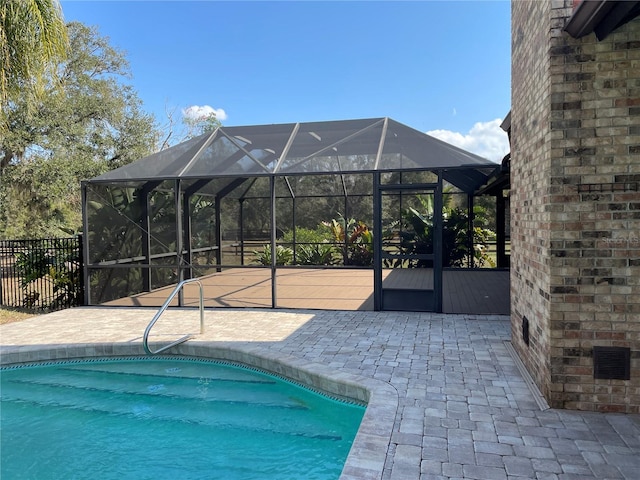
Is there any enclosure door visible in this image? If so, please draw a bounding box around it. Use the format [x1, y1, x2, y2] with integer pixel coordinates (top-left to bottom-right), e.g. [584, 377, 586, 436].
[374, 182, 443, 312]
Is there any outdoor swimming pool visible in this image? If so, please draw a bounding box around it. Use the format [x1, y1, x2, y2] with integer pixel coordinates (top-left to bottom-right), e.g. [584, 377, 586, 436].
[1, 357, 366, 479]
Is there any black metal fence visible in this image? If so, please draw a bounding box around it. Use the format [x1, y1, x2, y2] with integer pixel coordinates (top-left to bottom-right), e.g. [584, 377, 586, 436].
[0, 237, 84, 312]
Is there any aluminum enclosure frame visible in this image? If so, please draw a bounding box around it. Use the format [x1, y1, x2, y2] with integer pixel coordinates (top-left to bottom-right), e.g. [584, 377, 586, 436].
[82, 117, 500, 312]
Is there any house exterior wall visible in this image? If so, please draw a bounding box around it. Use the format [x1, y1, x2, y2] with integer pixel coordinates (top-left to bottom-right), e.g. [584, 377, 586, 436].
[511, 0, 640, 413]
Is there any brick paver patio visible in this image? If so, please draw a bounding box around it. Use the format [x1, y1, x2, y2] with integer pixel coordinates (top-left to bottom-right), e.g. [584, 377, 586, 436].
[1, 307, 639, 479]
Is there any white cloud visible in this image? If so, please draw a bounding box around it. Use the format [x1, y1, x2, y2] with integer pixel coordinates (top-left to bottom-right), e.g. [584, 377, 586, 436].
[427, 118, 509, 163]
[182, 105, 228, 122]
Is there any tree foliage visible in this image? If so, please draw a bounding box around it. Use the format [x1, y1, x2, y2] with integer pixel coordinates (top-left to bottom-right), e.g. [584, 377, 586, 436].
[158, 107, 222, 149]
[0, 22, 159, 238]
[183, 111, 221, 138]
[393, 200, 496, 268]
[0, 0, 69, 113]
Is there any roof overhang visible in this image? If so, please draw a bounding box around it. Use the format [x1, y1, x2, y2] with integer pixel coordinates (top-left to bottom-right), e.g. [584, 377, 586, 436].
[565, 0, 640, 40]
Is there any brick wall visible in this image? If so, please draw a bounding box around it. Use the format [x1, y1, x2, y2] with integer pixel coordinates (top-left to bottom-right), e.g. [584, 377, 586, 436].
[511, 0, 640, 413]
[511, 0, 554, 401]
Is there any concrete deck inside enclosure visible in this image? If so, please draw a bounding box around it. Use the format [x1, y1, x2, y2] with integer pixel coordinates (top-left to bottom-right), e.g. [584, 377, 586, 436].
[2, 307, 639, 479]
[104, 268, 511, 315]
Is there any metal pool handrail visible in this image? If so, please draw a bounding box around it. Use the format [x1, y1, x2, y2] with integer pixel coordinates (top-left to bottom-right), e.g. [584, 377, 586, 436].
[143, 278, 205, 355]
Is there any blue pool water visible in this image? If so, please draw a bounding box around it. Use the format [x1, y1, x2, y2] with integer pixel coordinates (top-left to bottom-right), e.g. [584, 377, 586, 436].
[1, 357, 365, 479]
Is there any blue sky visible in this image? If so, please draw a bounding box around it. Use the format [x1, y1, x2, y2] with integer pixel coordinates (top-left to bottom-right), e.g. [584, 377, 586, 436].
[61, 1, 511, 161]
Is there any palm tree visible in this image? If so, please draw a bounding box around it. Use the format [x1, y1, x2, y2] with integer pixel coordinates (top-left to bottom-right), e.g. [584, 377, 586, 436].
[0, 0, 69, 108]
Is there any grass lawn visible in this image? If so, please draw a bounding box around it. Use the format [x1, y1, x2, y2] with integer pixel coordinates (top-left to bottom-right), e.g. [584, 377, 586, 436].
[0, 307, 37, 325]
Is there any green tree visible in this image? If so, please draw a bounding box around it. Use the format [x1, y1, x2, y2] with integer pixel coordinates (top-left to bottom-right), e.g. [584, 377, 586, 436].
[0, 22, 159, 238]
[159, 107, 222, 149]
[183, 111, 221, 138]
[393, 198, 496, 268]
[0, 0, 69, 112]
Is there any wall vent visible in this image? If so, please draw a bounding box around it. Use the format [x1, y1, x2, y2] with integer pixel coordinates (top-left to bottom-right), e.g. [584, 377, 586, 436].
[593, 346, 631, 380]
[522, 316, 530, 346]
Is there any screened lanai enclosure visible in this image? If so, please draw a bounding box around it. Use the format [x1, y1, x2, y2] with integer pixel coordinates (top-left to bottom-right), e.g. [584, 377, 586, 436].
[82, 118, 509, 313]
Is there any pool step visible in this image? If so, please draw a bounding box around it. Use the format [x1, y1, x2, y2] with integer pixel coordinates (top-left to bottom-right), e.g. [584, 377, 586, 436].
[2, 366, 344, 441]
[2, 389, 343, 441]
[62, 366, 276, 385]
[64, 362, 278, 385]
[6, 376, 308, 410]
[7, 362, 304, 405]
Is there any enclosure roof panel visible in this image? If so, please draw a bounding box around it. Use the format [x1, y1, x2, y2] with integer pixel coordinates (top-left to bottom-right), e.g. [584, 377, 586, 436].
[91, 134, 212, 181]
[89, 117, 497, 185]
